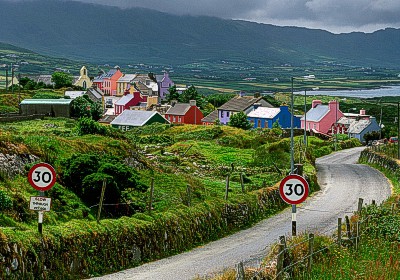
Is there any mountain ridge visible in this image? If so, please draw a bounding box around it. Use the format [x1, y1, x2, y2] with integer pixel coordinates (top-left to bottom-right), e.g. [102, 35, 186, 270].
[0, 0, 399, 68]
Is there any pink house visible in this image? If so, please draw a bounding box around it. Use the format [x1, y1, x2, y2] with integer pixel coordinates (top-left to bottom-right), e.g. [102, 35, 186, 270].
[301, 100, 344, 135]
[102, 67, 123, 96]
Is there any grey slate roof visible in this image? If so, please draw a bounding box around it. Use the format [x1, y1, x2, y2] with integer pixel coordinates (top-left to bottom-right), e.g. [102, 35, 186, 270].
[165, 103, 191, 116]
[202, 110, 218, 123]
[218, 96, 269, 111]
[301, 105, 329, 122]
[86, 88, 103, 100]
[348, 119, 372, 134]
[115, 94, 134, 106]
[103, 68, 118, 78]
[111, 110, 161, 127]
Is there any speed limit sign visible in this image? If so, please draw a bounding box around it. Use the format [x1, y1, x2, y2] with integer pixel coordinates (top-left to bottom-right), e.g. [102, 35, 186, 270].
[28, 163, 57, 191]
[279, 174, 309, 205]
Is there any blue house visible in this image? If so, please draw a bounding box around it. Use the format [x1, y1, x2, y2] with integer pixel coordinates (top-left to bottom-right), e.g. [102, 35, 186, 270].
[247, 105, 300, 129]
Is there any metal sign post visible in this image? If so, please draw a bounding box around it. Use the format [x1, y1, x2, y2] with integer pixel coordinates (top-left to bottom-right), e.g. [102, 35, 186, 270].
[28, 163, 56, 234]
[279, 174, 309, 236]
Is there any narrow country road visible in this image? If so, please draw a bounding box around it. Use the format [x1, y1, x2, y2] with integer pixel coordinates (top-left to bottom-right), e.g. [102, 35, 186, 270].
[92, 147, 391, 280]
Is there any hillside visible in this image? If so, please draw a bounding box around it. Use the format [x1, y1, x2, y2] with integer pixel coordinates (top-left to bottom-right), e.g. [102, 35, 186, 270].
[0, 0, 400, 69]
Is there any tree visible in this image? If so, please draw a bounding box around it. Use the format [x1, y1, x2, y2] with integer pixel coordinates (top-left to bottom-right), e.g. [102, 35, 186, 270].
[180, 85, 206, 109]
[71, 95, 103, 120]
[51, 72, 73, 89]
[228, 111, 252, 130]
[166, 85, 180, 103]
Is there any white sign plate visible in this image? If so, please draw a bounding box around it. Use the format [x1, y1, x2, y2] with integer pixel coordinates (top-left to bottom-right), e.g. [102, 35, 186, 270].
[29, 196, 52, 212]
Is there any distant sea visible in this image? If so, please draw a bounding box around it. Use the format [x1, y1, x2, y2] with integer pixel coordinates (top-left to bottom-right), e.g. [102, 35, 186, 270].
[293, 85, 400, 98]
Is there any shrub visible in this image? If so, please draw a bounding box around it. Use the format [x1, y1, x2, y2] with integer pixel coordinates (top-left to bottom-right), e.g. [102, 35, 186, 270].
[76, 117, 108, 136]
[0, 190, 12, 211]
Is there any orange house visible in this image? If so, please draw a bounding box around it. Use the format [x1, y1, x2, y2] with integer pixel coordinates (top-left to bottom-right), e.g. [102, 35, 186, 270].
[102, 66, 123, 96]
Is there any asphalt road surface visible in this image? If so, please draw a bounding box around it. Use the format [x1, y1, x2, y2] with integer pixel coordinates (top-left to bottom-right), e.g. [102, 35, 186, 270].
[92, 146, 391, 280]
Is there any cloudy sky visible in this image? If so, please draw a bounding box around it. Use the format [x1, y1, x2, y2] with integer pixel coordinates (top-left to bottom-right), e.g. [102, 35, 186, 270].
[15, 0, 400, 33]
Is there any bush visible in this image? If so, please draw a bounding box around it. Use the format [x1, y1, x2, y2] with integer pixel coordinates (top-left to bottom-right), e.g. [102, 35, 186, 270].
[76, 117, 108, 136]
[61, 153, 145, 215]
[0, 190, 12, 211]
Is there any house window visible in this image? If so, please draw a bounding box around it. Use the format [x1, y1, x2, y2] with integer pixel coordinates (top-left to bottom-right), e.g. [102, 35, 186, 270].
[221, 111, 224, 118]
[313, 124, 316, 129]
[173, 116, 176, 122]
[257, 120, 262, 128]
[227, 112, 230, 117]
[178, 117, 181, 122]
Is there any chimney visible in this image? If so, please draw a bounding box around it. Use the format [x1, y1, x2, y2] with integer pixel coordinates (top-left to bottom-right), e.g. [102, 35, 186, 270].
[360, 109, 366, 115]
[253, 103, 261, 110]
[171, 99, 177, 106]
[328, 100, 339, 111]
[189, 100, 196, 106]
[312, 100, 322, 108]
[239, 91, 245, 97]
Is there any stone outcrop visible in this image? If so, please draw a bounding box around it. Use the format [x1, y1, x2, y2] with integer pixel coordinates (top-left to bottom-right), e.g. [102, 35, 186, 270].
[0, 153, 38, 179]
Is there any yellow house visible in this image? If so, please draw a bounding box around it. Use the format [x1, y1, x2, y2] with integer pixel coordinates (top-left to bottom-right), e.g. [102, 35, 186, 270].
[74, 66, 92, 89]
[117, 74, 137, 96]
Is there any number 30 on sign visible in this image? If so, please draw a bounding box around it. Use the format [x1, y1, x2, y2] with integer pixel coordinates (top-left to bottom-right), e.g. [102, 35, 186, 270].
[28, 163, 57, 191]
[279, 174, 309, 205]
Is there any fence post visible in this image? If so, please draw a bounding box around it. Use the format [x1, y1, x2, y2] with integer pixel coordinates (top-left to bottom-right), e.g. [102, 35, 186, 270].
[337, 217, 342, 248]
[240, 173, 245, 193]
[276, 237, 285, 280]
[355, 221, 360, 250]
[148, 177, 155, 213]
[391, 203, 396, 215]
[97, 179, 107, 223]
[225, 174, 230, 200]
[236, 261, 245, 280]
[372, 200, 376, 206]
[308, 233, 314, 273]
[345, 215, 351, 240]
[279, 235, 291, 276]
[186, 184, 192, 207]
[358, 198, 364, 214]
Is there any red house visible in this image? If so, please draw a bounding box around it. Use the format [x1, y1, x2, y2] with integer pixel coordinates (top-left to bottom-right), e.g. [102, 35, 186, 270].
[165, 100, 203, 125]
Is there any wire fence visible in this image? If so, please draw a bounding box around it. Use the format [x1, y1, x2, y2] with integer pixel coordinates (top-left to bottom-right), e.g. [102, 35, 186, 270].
[233, 198, 397, 280]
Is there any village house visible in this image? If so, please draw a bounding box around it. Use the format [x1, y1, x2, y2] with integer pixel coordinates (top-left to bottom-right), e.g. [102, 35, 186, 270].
[155, 72, 174, 100]
[247, 104, 300, 129]
[86, 87, 104, 103]
[336, 109, 381, 141]
[93, 66, 123, 96]
[165, 100, 203, 125]
[301, 100, 343, 135]
[116, 74, 137, 96]
[212, 94, 273, 125]
[110, 110, 169, 130]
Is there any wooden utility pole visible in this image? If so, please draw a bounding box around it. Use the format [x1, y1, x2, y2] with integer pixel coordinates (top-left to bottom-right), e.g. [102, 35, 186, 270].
[148, 178, 155, 213]
[97, 179, 107, 223]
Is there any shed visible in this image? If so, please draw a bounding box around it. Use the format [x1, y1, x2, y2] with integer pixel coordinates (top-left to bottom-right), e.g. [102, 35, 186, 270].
[20, 99, 73, 118]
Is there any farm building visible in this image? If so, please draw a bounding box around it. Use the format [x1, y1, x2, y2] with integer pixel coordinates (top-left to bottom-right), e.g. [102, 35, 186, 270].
[20, 99, 73, 118]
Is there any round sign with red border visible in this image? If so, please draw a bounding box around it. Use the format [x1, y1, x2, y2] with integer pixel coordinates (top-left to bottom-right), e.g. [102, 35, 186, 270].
[279, 174, 309, 205]
[28, 163, 57, 191]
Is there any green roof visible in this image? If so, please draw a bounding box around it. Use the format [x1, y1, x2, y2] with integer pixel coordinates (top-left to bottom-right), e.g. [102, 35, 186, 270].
[20, 99, 73, 105]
